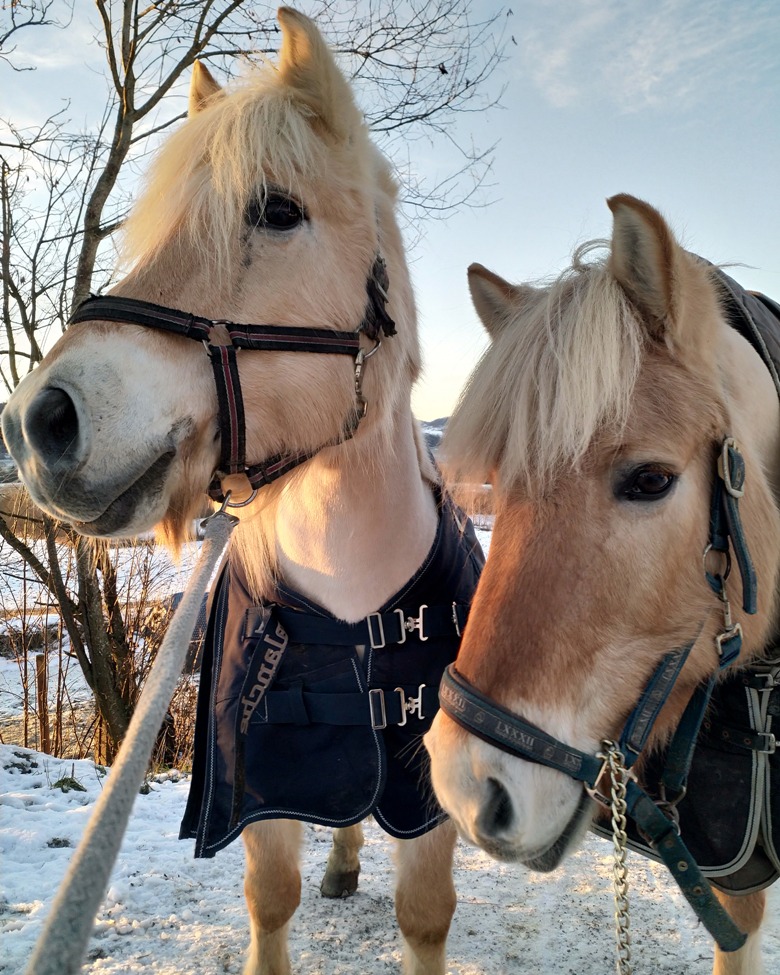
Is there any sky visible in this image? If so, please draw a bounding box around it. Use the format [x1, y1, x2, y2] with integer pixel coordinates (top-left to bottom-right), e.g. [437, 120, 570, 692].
[2, 0, 779, 420]
[410, 0, 780, 419]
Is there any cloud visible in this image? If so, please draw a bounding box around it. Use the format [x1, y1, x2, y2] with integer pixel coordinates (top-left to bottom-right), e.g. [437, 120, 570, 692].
[516, 0, 779, 113]
[1, 0, 98, 71]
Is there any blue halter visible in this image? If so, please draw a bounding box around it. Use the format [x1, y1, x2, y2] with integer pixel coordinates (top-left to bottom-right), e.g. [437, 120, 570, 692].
[439, 437, 758, 953]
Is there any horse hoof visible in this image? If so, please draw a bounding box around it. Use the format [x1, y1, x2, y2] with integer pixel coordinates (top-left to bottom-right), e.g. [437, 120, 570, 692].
[320, 869, 360, 898]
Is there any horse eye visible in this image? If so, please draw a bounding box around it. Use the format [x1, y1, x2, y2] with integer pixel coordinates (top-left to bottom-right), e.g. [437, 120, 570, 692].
[618, 465, 676, 502]
[244, 193, 305, 231]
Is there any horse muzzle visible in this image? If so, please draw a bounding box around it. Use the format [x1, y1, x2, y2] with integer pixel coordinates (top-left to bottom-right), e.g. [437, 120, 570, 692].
[425, 711, 591, 869]
[2, 372, 187, 535]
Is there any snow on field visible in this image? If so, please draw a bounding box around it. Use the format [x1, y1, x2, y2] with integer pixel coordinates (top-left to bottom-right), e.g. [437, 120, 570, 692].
[2, 528, 780, 973]
[2, 745, 779, 975]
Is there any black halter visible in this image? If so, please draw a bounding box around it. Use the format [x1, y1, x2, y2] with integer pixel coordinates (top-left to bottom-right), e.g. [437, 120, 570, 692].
[439, 437, 758, 953]
[68, 255, 397, 504]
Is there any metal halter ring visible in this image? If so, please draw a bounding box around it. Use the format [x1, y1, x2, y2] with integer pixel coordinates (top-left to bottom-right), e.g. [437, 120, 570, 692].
[702, 543, 732, 581]
[222, 488, 259, 509]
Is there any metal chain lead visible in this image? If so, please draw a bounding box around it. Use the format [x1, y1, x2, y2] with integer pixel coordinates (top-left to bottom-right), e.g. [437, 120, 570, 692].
[602, 741, 632, 975]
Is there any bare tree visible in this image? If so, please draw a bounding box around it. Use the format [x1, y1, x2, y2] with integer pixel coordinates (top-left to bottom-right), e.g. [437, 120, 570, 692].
[0, 0, 504, 762]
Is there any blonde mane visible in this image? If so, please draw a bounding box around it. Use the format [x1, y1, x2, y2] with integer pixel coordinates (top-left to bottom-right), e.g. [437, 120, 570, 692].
[122, 66, 382, 276]
[443, 242, 647, 493]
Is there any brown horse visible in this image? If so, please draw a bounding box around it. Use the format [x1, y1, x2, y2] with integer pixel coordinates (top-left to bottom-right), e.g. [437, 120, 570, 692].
[2, 9, 465, 974]
[425, 194, 780, 975]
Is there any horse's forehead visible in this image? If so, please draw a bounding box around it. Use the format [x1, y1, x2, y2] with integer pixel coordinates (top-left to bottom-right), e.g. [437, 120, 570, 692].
[603, 349, 720, 457]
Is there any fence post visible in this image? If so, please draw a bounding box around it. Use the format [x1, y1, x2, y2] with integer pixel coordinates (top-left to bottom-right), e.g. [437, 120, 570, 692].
[35, 652, 51, 754]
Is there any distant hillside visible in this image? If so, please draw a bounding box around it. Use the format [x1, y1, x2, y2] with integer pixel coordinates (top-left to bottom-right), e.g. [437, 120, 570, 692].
[0, 405, 17, 480]
[420, 417, 448, 456]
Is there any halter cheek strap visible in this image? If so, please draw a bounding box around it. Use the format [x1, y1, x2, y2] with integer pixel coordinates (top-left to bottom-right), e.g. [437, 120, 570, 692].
[68, 256, 395, 504]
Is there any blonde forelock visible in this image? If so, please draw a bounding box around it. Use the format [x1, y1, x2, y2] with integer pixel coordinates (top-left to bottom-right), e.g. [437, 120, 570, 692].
[443, 242, 647, 494]
[121, 68, 375, 278]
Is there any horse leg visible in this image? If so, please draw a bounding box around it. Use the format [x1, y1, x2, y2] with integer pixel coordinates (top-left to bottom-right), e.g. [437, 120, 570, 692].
[242, 819, 303, 975]
[712, 889, 766, 975]
[394, 820, 457, 975]
[320, 822, 364, 898]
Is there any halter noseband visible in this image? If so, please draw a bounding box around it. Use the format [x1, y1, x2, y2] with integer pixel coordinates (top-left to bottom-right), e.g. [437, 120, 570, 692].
[439, 437, 758, 953]
[68, 255, 396, 504]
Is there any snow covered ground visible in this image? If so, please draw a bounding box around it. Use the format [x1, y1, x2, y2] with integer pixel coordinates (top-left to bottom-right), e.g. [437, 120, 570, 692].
[2, 744, 779, 975]
[2, 528, 780, 973]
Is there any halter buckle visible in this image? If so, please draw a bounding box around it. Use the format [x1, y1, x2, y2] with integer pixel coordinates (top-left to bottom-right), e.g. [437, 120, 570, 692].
[656, 782, 684, 831]
[204, 323, 235, 348]
[703, 543, 732, 584]
[718, 437, 745, 499]
[217, 472, 257, 507]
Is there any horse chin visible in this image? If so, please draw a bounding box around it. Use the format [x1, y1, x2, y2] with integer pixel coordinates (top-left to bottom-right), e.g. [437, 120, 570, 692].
[475, 790, 591, 872]
[63, 450, 177, 538]
[520, 790, 591, 871]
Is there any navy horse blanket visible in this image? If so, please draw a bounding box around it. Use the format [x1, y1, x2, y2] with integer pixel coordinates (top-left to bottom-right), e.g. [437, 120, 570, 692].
[181, 487, 484, 857]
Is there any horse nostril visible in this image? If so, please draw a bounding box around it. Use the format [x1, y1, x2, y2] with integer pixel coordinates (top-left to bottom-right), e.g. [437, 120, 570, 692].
[478, 777, 514, 837]
[25, 386, 81, 467]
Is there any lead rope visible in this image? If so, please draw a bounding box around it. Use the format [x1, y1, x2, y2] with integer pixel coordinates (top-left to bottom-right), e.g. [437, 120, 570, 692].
[24, 509, 237, 975]
[601, 741, 632, 975]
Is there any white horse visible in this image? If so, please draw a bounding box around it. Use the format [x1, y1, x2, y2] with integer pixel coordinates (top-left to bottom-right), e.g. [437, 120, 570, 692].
[2, 9, 463, 974]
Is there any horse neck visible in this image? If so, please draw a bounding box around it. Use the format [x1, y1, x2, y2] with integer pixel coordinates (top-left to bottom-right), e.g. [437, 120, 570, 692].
[234, 404, 438, 622]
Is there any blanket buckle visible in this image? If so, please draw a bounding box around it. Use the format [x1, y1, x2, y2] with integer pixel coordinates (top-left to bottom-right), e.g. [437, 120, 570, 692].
[403, 604, 428, 641]
[756, 731, 776, 754]
[369, 688, 387, 729]
[394, 684, 426, 727]
[367, 613, 386, 650]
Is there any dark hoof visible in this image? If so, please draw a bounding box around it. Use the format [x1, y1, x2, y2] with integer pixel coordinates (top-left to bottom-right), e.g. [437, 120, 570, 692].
[320, 868, 360, 899]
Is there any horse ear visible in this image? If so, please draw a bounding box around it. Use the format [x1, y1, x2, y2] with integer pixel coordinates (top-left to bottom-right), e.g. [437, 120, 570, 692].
[189, 61, 222, 115]
[277, 7, 362, 142]
[468, 263, 535, 339]
[607, 194, 684, 338]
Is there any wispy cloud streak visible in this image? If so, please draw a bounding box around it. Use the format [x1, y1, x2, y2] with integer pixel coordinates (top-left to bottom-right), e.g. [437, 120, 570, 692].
[516, 0, 779, 113]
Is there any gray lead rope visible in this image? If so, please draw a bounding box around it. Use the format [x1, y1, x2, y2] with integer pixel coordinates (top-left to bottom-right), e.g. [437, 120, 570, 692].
[24, 511, 237, 975]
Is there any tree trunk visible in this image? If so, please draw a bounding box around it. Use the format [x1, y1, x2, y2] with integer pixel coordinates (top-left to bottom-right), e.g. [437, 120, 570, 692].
[76, 540, 133, 763]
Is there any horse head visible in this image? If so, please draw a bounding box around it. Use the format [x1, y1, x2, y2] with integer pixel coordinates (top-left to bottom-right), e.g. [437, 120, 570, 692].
[426, 194, 780, 870]
[2, 8, 421, 554]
